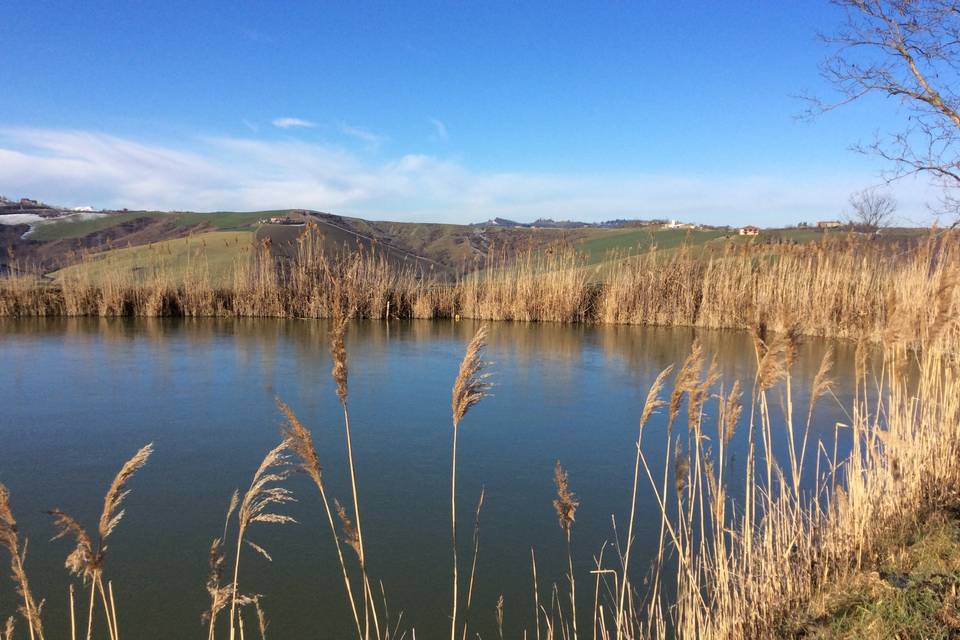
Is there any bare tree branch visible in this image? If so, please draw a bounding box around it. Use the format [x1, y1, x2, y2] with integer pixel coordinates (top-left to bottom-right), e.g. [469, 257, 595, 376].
[811, 0, 960, 218]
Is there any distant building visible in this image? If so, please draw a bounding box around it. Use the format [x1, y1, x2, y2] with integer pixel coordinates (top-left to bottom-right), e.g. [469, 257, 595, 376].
[19, 198, 39, 207]
[258, 215, 299, 225]
[72, 206, 95, 212]
[665, 219, 698, 230]
[817, 220, 842, 229]
[738, 225, 760, 236]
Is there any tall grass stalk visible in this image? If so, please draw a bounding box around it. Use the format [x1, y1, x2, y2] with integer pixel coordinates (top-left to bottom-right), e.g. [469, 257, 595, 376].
[449, 326, 491, 640]
[0, 484, 44, 640]
[45, 443, 152, 640]
[328, 307, 382, 640]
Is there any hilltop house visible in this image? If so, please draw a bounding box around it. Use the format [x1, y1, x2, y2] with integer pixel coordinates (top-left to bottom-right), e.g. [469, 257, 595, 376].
[258, 215, 300, 225]
[817, 220, 842, 229]
[738, 225, 760, 236]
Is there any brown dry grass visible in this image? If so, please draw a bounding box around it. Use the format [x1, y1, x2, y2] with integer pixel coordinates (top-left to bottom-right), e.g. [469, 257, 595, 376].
[3, 227, 957, 349]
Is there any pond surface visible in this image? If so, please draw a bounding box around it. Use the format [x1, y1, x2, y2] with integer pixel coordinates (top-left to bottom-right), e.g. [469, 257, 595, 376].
[0, 318, 857, 638]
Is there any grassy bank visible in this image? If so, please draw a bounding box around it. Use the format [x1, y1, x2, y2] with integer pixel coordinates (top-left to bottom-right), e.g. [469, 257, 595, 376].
[794, 508, 960, 638]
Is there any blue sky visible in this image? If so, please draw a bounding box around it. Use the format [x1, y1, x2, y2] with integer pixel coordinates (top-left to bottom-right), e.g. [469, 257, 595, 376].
[0, 1, 940, 225]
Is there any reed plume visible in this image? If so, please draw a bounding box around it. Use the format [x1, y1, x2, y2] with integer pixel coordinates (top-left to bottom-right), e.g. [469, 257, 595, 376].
[449, 326, 491, 640]
[335, 500, 362, 560]
[330, 313, 349, 407]
[554, 461, 580, 640]
[639, 367, 672, 431]
[452, 326, 491, 428]
[722, 380, 743, 446]
[553, 462, 579, 532]
[227, 439, 296, 640]
[807, 347, 834, 426]
[756, 336, 789, 391]
[669, 342, 704, 424]
[98, 443, 153, 541]
[49, 443, 152, 640]
[0, 484, 44, 640]
[203, 491, 238, 640]
[47, 511, 94, 582]
[254, 597, 268, 640]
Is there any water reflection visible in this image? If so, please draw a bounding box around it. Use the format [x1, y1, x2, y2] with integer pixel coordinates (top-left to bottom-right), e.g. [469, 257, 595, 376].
[0, 318, 857, 638]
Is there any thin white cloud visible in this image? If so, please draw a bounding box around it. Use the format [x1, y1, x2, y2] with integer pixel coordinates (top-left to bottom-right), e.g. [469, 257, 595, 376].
[340, 122, 386, 146]
[430, 118, 449, 142]
[271, 117, 316, 129]
[0, 127, 940, 225]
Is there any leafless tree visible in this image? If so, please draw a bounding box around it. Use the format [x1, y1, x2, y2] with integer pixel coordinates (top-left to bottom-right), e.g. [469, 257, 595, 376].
[847, 187, 897, 228]
[812, 0, 960, 218]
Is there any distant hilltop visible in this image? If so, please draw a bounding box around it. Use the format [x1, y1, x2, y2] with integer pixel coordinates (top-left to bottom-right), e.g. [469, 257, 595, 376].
[474, 216, 675, 229]
[0, 195, 99, 218]
[0, 199, 718, 231]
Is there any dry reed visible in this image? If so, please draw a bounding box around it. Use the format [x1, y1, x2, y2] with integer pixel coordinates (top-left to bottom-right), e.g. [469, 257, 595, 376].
[0, 485, 44, 640]
[450, 326, 491, 640]
[48, 443, 152, 640]
[4, 228, 958, 352]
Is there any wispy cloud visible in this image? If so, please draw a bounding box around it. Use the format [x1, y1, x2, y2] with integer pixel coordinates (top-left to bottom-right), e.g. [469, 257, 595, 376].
[0, 127, 937, 225]
[272, 117, 316, 129]
[340, 122, 386, 146]
[430, 118, 449, 142]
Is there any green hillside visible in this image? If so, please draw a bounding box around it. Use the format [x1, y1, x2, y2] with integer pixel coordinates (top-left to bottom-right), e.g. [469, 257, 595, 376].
[51, 231, 253, 284]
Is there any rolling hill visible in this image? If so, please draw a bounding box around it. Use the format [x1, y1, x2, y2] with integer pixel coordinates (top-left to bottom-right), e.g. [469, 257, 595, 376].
[0, 202, 930, 283]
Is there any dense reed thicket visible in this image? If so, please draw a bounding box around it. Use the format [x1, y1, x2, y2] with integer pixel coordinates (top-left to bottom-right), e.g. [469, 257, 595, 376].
[1, 225, 959, 639]
[2, 225, 958, 343]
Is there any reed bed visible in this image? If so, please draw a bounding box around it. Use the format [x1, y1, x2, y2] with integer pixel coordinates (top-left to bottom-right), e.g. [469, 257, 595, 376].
[3, 226, 958, 346]
[0, 228, 959, 638]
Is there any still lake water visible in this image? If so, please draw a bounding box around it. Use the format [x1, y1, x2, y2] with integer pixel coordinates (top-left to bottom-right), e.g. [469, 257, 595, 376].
[0, 318, 857, 638]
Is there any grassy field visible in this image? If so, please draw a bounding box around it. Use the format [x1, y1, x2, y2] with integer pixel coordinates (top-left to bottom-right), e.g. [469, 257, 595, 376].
[572, 227, 728, 263]
[27, 210, 274, 242]
[568, 227, 860, 265]
[796, 510, 960, 638]
[27, 212, 164, 241]
[51, 231, 253, 284]
[169, 210, 281, 230]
